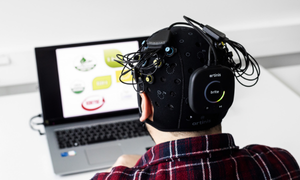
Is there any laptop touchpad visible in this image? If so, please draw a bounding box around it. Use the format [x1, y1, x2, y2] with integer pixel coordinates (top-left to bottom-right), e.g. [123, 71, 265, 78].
[85, 144, 123, 165]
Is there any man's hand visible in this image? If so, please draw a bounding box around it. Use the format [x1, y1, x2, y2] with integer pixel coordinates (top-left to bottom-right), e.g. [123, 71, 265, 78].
[106, 154, 142, 172]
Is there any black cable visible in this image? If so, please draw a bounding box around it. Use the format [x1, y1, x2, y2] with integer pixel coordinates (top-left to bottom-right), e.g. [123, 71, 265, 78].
[168, 17, 217, 66]
[116, 46, 162, 92]
[181, 16, 260, 86]
[226, 39, 260, 87]
[168, 22, 191, 29]
[183, 16, 218, 66]
[29, 114, 45, 135]
[115, 16, 260, 89]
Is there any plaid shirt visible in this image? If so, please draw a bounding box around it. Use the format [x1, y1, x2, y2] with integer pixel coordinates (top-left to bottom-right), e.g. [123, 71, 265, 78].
[92, 133, 300, 180]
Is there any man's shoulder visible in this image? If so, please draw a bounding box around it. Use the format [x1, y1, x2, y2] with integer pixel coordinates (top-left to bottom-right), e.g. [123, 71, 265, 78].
[242, 144, 297, 163]
[240, 144, 300, 179]
[243, 144, 293, 156]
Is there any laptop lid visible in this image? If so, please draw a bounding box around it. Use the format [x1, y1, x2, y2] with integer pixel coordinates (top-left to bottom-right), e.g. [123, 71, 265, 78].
[35, 37, 147, 126]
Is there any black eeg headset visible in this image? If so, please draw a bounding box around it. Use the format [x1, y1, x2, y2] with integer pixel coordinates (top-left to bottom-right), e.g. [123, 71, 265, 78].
[115, 16, 260, 132]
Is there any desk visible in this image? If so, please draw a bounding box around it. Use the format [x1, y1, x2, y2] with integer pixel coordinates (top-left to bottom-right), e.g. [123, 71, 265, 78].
[0, 66, 300, 179]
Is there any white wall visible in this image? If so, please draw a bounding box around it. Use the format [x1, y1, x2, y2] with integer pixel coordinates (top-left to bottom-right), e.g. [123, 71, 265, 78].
[1, 0, 300, 54]
[1, 0, 300, 86]
[269, 64, 300, 96]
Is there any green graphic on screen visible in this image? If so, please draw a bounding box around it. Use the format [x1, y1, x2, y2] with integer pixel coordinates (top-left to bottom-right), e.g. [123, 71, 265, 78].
[74, 55, 97, 72]
[70, 80, 85, 94]
[104, 49, 123, 68]
[92, 76, 112, 90]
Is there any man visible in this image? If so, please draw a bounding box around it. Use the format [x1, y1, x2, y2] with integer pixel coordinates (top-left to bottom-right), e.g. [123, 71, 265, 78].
[92, 16, 300, 179]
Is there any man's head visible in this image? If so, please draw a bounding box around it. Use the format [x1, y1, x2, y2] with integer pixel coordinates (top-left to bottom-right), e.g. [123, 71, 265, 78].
[117, 16, 259, 133]
[137, 25, 235, 132]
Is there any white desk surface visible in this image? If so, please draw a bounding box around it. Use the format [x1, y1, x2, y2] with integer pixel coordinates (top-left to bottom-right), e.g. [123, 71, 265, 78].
[0, 66, 300, 179]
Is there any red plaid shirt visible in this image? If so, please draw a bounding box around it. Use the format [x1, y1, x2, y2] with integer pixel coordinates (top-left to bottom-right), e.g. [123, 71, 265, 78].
[92, 133, 300, 180]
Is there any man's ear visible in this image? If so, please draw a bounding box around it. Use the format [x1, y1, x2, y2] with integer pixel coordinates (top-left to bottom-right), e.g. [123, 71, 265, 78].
[139, 92, 152, 122]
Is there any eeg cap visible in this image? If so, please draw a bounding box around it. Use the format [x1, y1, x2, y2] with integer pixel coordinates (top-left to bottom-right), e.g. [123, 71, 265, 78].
[116, 16, 260, 132]
[140, 26, 234, 131]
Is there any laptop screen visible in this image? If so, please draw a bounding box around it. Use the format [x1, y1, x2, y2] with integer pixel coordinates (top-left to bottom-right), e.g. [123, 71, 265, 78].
[56, 41, 139, 118]
[35, 37, 147, 125]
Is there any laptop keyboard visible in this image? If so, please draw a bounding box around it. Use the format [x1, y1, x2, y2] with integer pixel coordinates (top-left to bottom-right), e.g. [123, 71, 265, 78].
[55, 120, 149, 149]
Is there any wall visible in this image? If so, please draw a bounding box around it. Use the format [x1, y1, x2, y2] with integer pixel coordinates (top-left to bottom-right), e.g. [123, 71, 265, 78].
[1, 0, 300, 89]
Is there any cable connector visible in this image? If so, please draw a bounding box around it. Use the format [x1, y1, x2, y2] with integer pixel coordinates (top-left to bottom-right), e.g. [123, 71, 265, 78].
[203, 25, 227, 41]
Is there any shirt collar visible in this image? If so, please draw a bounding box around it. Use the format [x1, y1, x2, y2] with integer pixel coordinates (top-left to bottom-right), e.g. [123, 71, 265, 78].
[135, 133, 239, 168]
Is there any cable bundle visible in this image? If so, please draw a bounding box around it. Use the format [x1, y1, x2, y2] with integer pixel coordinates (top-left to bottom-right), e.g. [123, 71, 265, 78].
[115, 16, 261, 90]
[182, 16, 260, 87]
[115, 47, 162, 92]
[226, 40, 260, 87]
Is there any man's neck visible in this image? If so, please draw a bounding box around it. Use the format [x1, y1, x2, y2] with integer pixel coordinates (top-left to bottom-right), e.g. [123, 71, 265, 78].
[145, 123, 222, 145]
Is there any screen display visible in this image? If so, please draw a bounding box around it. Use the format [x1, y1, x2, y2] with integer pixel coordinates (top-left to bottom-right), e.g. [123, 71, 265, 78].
[56, 41, 139, 118]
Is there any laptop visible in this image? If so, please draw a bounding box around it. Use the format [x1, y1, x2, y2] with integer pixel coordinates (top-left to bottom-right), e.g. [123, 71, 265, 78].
[35, 37, 155, 175]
